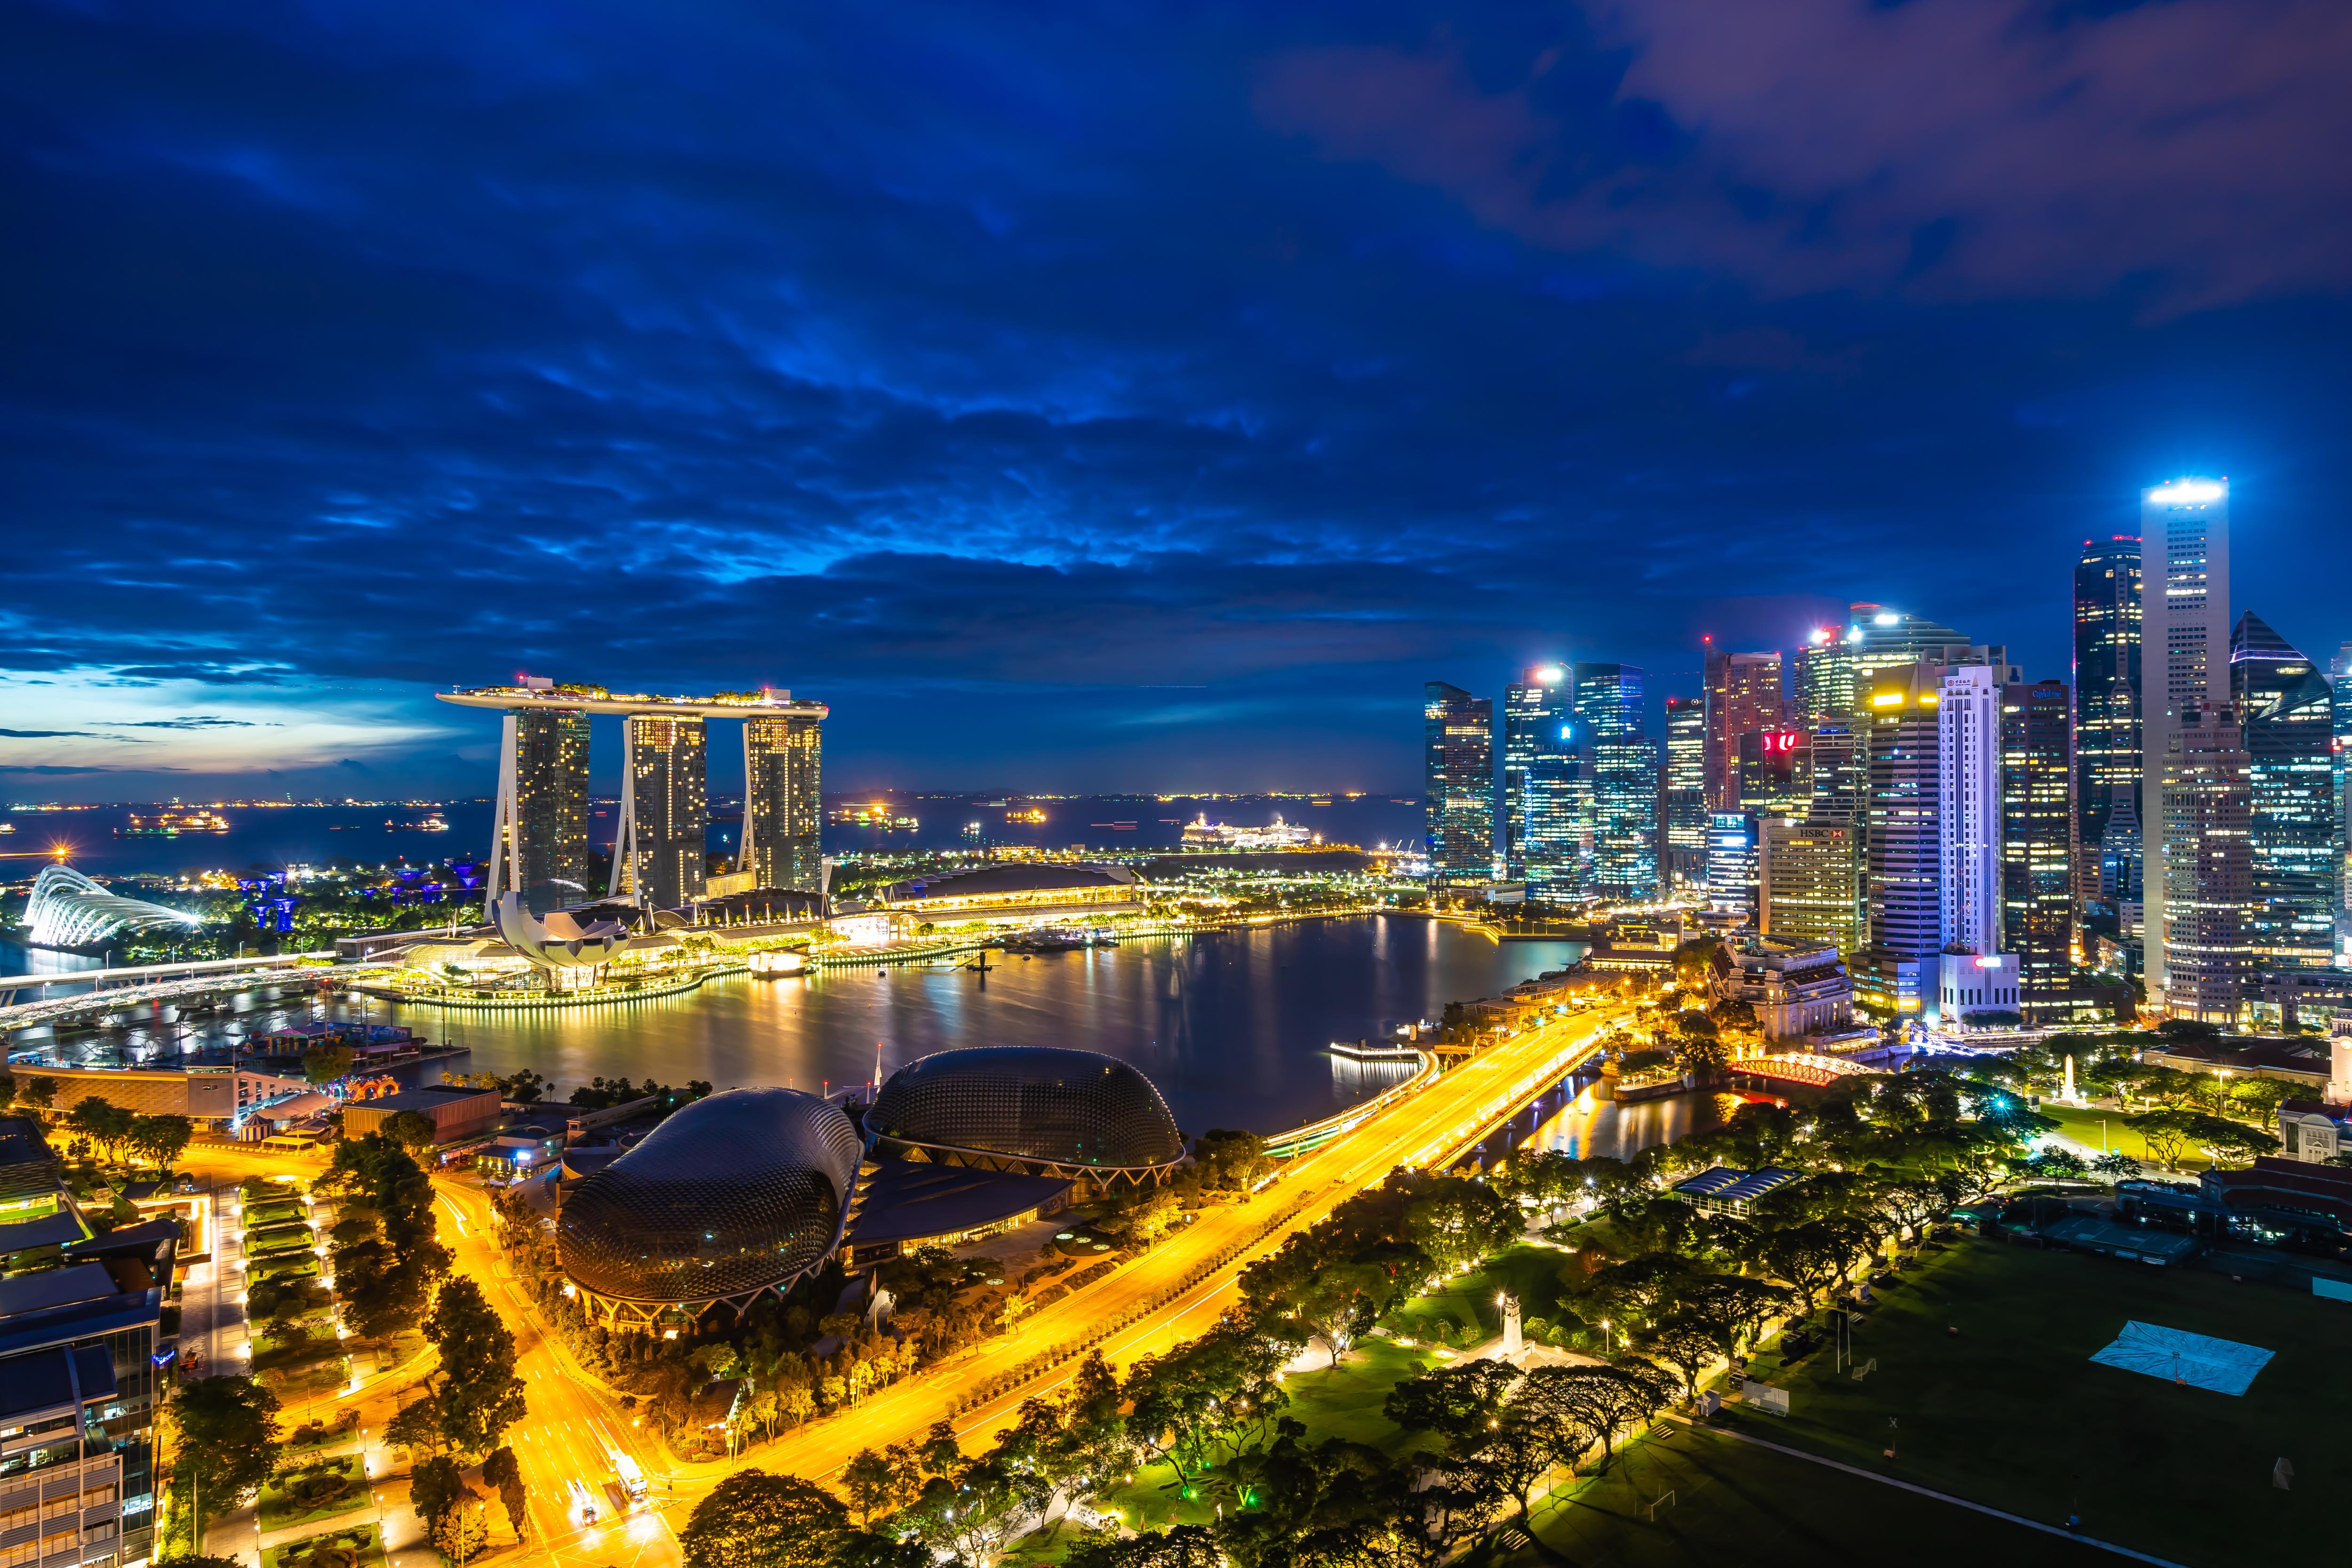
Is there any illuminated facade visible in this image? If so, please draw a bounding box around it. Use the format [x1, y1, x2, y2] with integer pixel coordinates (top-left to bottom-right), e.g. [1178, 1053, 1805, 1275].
[2072, 536, 2141, 899]
[2161, 704, 2254, 1023]
[2139, 479, 2232, 999]
[744, 711, 823, 893]
[1662, 695, 1708, 892]
[1423, 682, 1495, 876]
[23, 865, 204, 950]
[1707, 810, 1760, 925]
[620, 714, 709, 908]
[2230, 613, 2335, 972]
[2337, 642, 2352, 961]
[1738, 730, 1812, 818]
[1760, 818, 1860, 957]
[1702, 645, 1783, 811]
[1791, 626, 1857, 725]
[2000, 679, 2076, 1019]
[507, 709, 591, 913]
[1846, 605, 1977, 698]
[1574, 662, 1659, 900]
[1502, 666, 1577, 889]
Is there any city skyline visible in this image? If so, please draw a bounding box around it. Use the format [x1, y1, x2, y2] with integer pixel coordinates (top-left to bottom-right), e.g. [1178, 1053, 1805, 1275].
[7, 4, 2352, 797]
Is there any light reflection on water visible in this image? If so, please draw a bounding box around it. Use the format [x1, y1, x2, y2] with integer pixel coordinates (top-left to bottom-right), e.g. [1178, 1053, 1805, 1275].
[22, 916, 1589, 1139]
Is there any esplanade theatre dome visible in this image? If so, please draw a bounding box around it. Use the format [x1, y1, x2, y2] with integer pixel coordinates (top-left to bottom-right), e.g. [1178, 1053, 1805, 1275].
[558, 1087, 862, 1322]
[866, 1046, 1184, 1184]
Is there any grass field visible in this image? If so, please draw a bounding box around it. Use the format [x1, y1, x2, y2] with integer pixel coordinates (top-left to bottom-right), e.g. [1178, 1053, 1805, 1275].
[1726, 1238, 2343, 1566]
[2036, 1103, 2216, 1173]
[1488, 1421, 2114, 1567]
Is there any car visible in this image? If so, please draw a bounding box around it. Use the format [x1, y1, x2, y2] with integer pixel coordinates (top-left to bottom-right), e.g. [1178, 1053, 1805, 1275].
[566, 1479, 599, 1523]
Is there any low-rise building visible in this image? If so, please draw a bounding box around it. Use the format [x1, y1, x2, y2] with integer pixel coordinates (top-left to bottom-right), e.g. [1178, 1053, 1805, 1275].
[1713, 935, 1853, 1041]
[1668, 1166, 1802, 1215]
[342, 1084, 504, 1146]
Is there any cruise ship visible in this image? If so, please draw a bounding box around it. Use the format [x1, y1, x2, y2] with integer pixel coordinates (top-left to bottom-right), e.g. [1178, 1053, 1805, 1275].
[119, 808, 231, 836]
[386, 812, 451, 831]
[1179, 812, 1318, 851]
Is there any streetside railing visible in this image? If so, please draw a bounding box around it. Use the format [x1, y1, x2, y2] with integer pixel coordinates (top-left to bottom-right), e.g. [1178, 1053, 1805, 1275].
[1261, 1048, 1443, 1160]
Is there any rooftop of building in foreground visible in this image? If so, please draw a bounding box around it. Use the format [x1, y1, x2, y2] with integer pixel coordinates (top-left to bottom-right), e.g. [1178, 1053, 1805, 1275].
[435, 681, 827, 719]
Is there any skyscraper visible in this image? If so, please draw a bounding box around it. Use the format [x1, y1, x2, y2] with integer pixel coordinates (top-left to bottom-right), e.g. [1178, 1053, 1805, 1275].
[2073, 536, 2142, 900]
[744, 707, 824, 893]
[1847, 605, 1975, 696]
[2139, 478, 2232, 1003]
[1423, 682, 1495, 876]
[1790, 625, 1858, 725]
[1707, 810, 1760, 925]
[1502, 667, 1575, 886]
[1737, 728, 1812, 818]
[1703, 645, 1783, 810]
[2231, 613, 2336, 972]
[1574, 662, 1659, 900]
[2098, 786, 2143, 907]
[1936, 666, 2022, 1021]
[486, 707, 591, 915]
[1662, 695, 1708, 892]
[617, 714, 709, 908]
[2336, 641, 2352, 962]
[1761, 818, 1860, 956]
[2162, 704, 2254, 1023]
[2000, 678, 2075, 1019]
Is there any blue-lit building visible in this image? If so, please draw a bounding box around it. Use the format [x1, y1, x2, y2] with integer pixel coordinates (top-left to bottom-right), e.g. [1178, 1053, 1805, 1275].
[2232, 613, 2336, 973]
[1502, 666, 1579, 891]
[1573, 663, 1659, 901]
[1707, 810, 1759, 925]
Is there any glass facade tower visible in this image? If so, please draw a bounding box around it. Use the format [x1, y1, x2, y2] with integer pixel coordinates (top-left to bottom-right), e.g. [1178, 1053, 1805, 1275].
[1663, 695, 1708, 892]
[2162, 704, 2254, 1023]
[744, 712, 824, 893]
[1502, 667, 1575, 887]
[2000, 678, 2076, 1018]
[1703, 645, 1783, 810]
[515, 709, 591, 912]
[2139, 479, 2232, 1002]
[2073, 536, 2142, 900]
[624, 714, 709, 908]
[1574, 662, 1659, 900]
[1423, 682, 1495, 876]
[2230, 613, 2336, 972]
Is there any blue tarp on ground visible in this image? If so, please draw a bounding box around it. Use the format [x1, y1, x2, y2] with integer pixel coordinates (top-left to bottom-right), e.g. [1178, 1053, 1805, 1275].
[2089, 1321, 2273, 1395]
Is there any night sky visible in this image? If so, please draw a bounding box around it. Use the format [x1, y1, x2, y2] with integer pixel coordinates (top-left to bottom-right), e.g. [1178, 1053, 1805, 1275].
[5, 1, 2350, 800]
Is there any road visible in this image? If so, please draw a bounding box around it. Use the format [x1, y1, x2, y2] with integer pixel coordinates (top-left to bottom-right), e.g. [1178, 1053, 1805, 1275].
[169, 1000, 1616, 1567]
[653, 1002, 1619, 1502]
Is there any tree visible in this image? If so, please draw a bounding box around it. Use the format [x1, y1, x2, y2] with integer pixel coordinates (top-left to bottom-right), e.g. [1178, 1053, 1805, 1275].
[382, 1109, 439, 1153]
[66, 1097, 133, 1161]
[383, 1395, 444, 1460]
[481, 1446, 527, 1540]
[1382, 1360, 1523, 1446]
[1065, 1526, 1224, 1568]
[2188, 1113, 2279, 1169]
[304, 1045, 356, 1086]
[839, 1447, 921, 1528]
[1634, 1321, 1719, 1400]
[1403, 1178, 1521, 1278]
[1192, 1129, 1271, 1193]
[680, 1470, 850, 1568]
[19, 1075, 58, 1113]
[1761, 1225, 1843, 1310]
[129, 1114, 195, 1175]
[2127, 1109, 2201, 1171]
[2229, 1077, 2298, 1130]
[408, 1455, 466, 1539]
[2090, 1151, 2142, 1181]
[424, 1277, 526, 1455]
[172, 1376, 281, 1553]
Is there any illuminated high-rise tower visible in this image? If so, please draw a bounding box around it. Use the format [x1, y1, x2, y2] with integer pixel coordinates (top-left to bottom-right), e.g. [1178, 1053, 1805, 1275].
[2073, 536, 2142, 900]
[1791, 625, 1858, 725]
[1423, 682, 1495, 876]
[617, 714, 709, 908]
[744, 703, 824, 893]
[2230, 613, 2335, 972]
[2000, 678, 2075, 1019]
[2139, 478, 2232, 1003]
[1662, 695, 1708, 892]
[1573, 663, 1658, 900]
[487, 708, 591, 914]
[1502, 667, 1574, 886]
[2162, 704, 2254, 1023]
[1703, 644, 1783, 810]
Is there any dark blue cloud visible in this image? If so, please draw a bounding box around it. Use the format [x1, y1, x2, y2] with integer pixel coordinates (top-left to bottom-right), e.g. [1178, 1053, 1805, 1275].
[1, 0, 2349, 796]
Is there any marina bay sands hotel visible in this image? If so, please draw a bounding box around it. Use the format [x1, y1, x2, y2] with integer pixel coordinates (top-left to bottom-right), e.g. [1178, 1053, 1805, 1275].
[437, 680, 826, 915]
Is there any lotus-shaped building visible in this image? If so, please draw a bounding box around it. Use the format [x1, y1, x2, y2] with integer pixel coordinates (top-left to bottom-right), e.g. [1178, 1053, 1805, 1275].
[492, 891, 627, 983]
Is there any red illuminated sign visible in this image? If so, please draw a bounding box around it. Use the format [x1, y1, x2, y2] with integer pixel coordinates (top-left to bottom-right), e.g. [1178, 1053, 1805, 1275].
[1758, 731, 1801, 754]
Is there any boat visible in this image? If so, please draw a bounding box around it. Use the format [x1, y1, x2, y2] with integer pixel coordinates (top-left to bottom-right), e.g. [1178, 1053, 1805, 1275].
[1001, 926, 1108, 954]
[1179, 812, 1317, 851]
[386, 812, 450, 831]
[119, 808, 230, 836]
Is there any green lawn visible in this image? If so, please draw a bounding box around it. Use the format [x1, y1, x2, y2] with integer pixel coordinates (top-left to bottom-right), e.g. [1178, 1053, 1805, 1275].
[265, 1523, 385, 1568]
[1724, 1238, 2344, 1567]
[1487, 1421, 2113, 1567]
[2036, 1103, 2214, 1173]
[259, 1458, 368, 1529]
